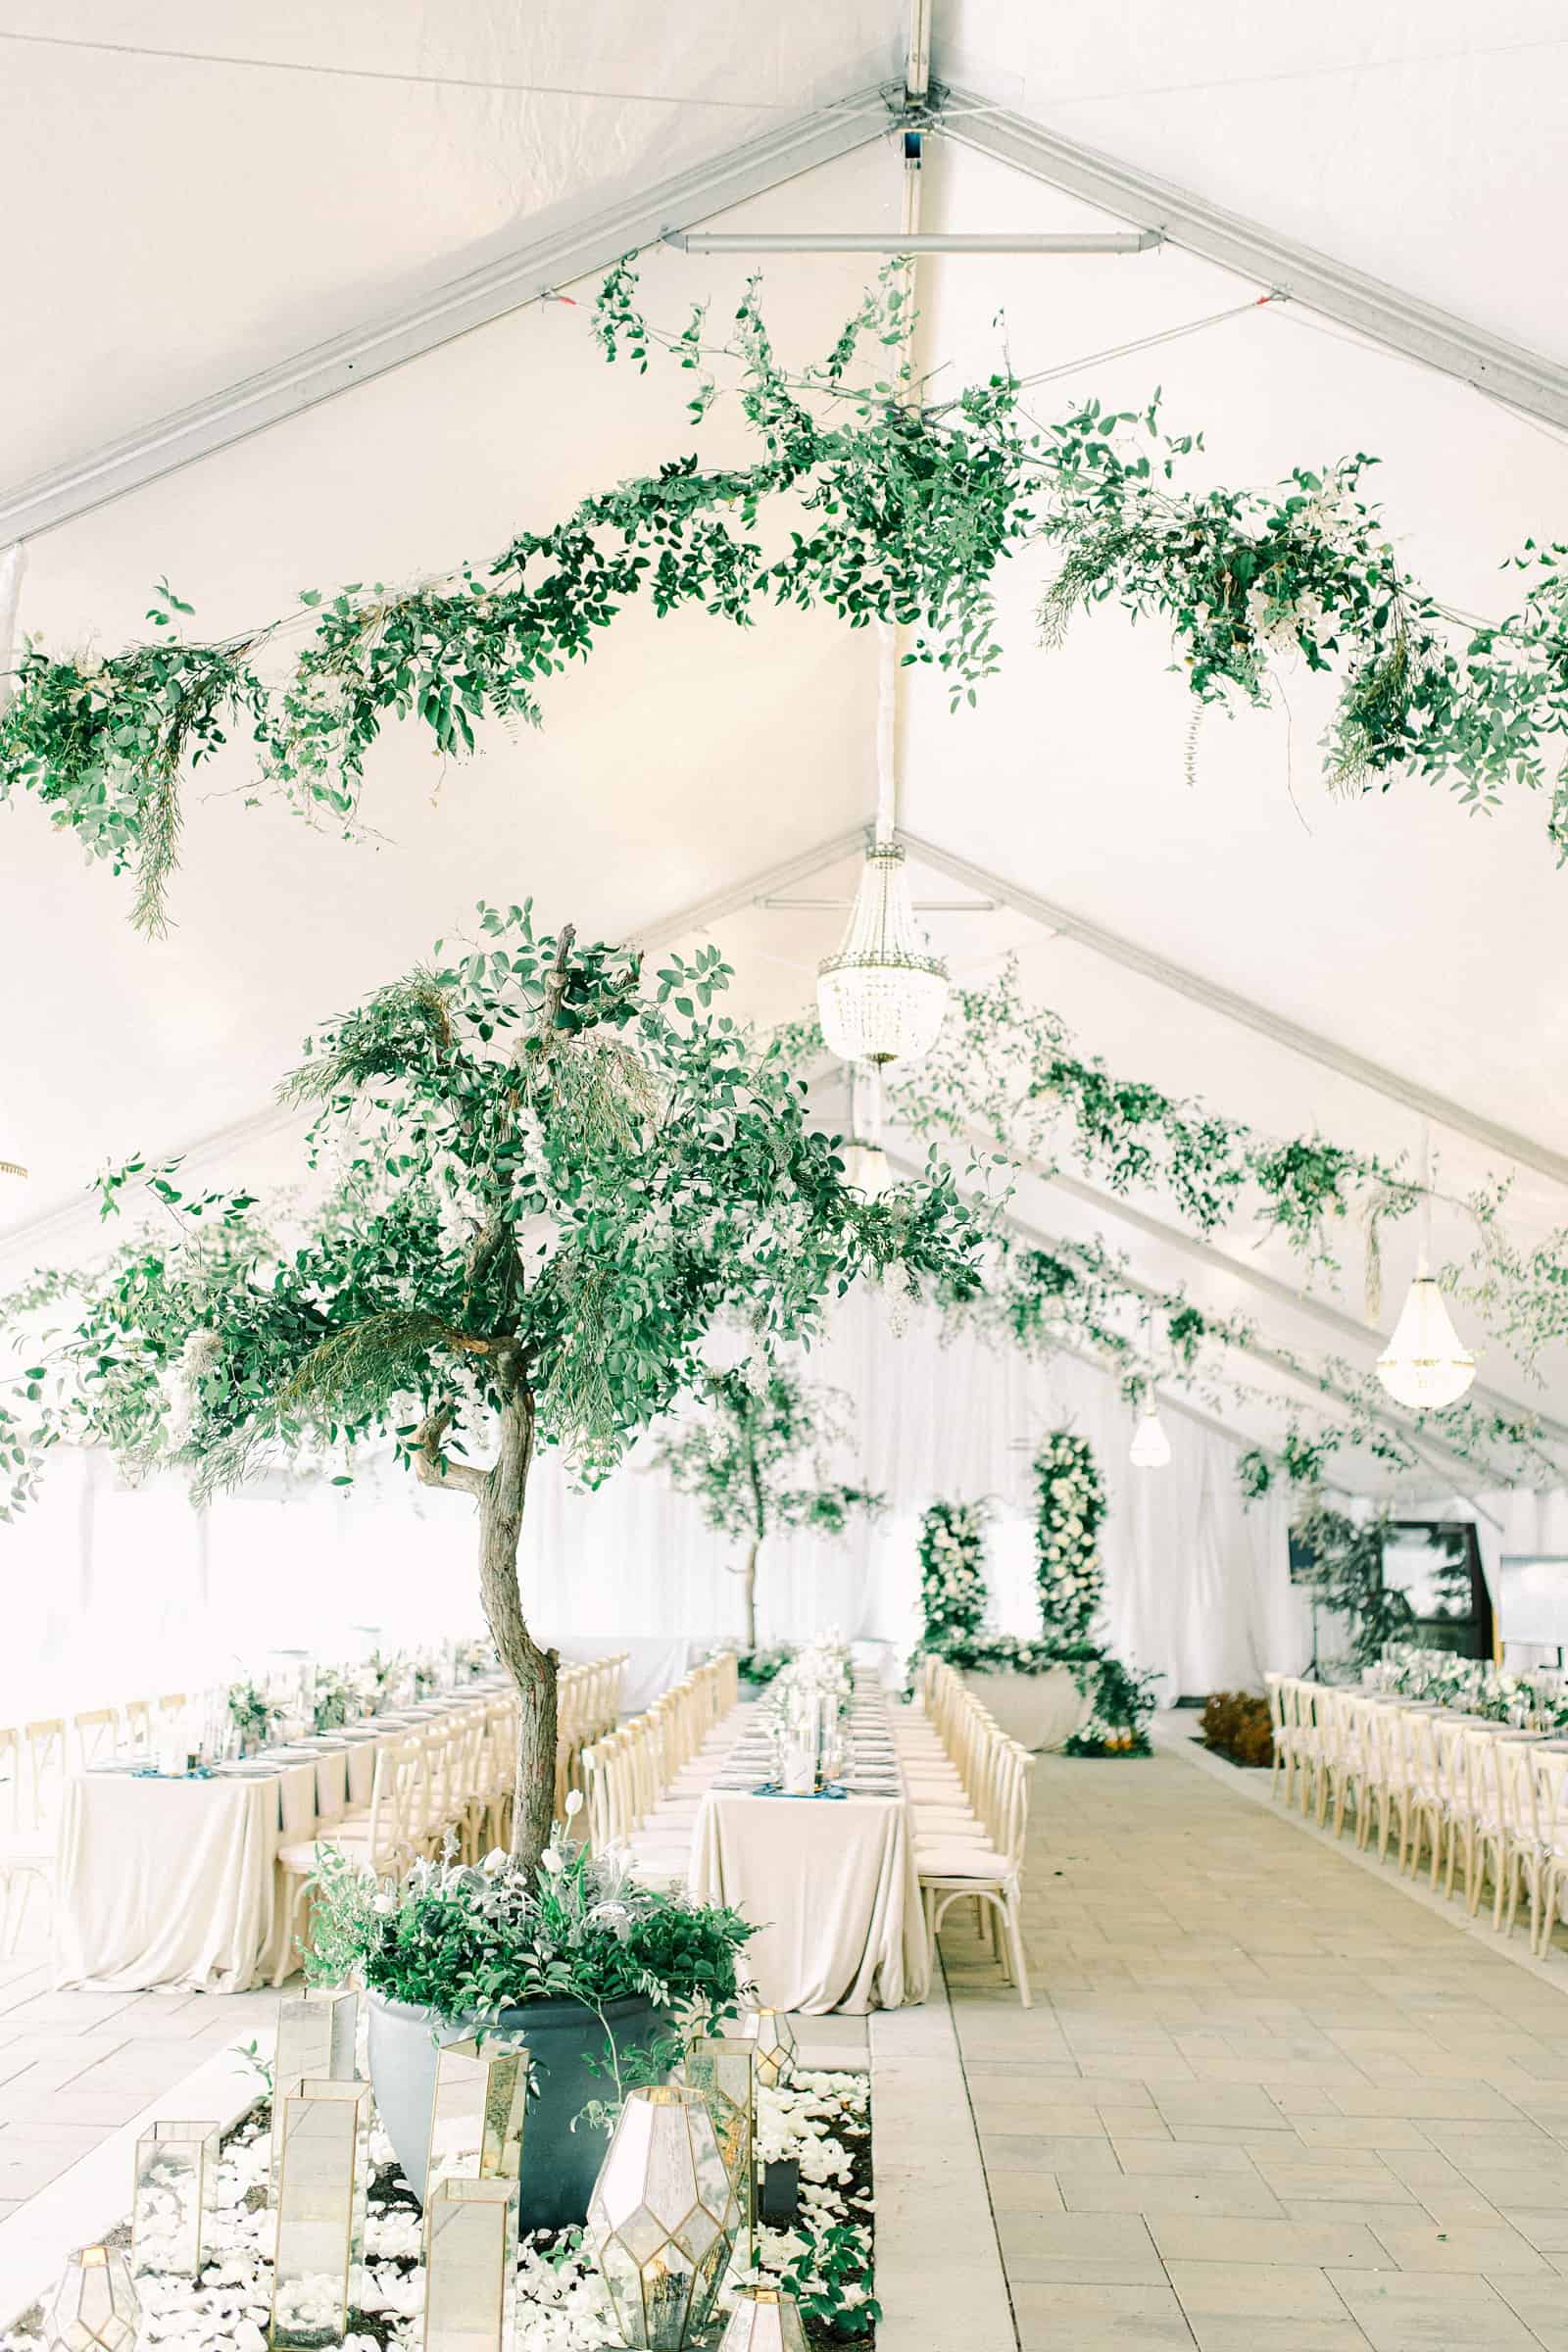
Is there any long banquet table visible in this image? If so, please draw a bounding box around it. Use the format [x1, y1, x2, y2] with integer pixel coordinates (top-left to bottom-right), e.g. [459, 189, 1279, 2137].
[685, 1682, 930, 2015]
[53, 1693, 493, 1994]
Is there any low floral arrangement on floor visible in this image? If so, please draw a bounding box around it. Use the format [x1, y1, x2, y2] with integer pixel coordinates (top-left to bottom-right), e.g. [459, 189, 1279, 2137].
[916, 1498, 990, 1646]
[306, 1831, 754, 2034]
[1062, 1654, 1159, 1757]
[1198, 1690, 1275, 1767]
[0, 2067, 876, 2352]
[1365, 1646, 1568, 1733]
[1034, 1431, 1105, 1644]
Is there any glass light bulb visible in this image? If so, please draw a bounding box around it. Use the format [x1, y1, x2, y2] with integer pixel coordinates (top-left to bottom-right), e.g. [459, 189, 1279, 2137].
[1129, 1409, 1172, 1469]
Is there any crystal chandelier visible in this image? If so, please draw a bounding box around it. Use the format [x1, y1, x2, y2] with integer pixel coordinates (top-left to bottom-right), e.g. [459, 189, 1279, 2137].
[817, 625, 950, 1068]
[1375, 1131, 1475, 1411]
[1376, 1271, 1475, 1410]
[818, 841, 950, 1066]
[1129, 1406, 1172, 1469]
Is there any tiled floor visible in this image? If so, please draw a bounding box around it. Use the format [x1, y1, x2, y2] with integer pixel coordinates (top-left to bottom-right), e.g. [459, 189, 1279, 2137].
[0, 1936, 280, 2220]
[940, 1742, 1568, 2352]
[0, 1892, 864, 2243]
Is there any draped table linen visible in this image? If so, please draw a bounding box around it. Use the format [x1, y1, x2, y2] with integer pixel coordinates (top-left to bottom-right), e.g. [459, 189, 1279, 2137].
[685, 1689, 929, 2015]
[53, 1695, 492, 1993]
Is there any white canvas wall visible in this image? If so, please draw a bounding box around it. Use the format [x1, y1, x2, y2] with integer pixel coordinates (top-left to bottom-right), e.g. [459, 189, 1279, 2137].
[0, 1285, 1304, 1720]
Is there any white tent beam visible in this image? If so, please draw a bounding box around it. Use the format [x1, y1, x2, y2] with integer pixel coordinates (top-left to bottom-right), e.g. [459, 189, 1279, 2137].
[938, 91, 1568, 432]
[662, 228, 1160, 254]
[887, 1122, 1499, 1499]
[0, 90, 894, 544]
[1043, 1166, 1568, 1451]
[632, 821, 875, 952]
[902, 828, 1568, 1188]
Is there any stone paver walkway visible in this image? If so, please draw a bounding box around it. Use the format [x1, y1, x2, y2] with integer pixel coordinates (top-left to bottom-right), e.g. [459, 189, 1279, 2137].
[940, 1743, 1568, 2352]
[0, 1925, 280, 2222]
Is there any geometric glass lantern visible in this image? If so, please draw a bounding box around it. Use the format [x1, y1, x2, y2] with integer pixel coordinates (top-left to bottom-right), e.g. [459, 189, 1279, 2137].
[585, 2084, 738, 2348]
[43, 2246, 141, 2352]
[425, 2035, 528, 2215]
[817, 842, 949, 1068]
[270, 2079, 370, 2350]
[682, 2033, 757, 2276]
[737, 2008, 796, 2090]
[1128, 1407, 1172, 1469]
[1376, 1273, 1477, 1410]
[718, 2286, 811, 2352]
[271, 1986, 360, 2200]
[131, 2117, 221, 2277]
[423, 2180, 518, 2352]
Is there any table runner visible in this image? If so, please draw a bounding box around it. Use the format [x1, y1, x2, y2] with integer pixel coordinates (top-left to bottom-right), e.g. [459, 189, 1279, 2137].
[685, 1688, 930, 2015]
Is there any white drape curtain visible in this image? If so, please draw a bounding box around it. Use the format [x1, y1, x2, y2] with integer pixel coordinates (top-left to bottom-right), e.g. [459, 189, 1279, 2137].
[0, 1287, 1308, 1717]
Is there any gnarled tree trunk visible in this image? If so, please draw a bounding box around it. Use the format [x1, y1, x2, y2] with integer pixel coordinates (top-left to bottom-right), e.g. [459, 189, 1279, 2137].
[477, 1363, 558, 1874]
[740, 1538, 760, 1653]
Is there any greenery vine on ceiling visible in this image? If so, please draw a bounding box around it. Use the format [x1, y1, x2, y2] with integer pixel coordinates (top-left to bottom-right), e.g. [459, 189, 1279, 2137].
[7, 263, 1568, 933]
[776, 965, 1568, 1501]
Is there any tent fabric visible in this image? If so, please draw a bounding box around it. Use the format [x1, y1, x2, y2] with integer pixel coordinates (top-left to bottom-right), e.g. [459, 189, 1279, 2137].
[1, 5, 1563, 1684]
[0, 1289, 1304, 1722]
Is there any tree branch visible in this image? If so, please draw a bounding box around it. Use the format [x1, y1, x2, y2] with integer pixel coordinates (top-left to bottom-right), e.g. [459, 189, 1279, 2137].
[413, 1402, 487, 1497]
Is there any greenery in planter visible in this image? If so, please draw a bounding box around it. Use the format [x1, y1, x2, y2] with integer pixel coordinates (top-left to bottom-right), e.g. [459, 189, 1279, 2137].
[307, 1835, 753, 2030]
[1, 905, 982, 1871]
[654, 1365, 883, 1653]
[931, 1631, 1102, 1678]
[1289, 1502, 1413, 1668]
[1199, 1690, 1275, 1768]
[15, 267, 1568, 936]
[915, 1497, 991, 1647]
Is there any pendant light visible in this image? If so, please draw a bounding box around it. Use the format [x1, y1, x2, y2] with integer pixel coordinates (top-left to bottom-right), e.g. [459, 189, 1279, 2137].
[1129, 1404, 1172, 1469]
[1375, 1131, 1475, 1411]
[817, 626, 950, 1068]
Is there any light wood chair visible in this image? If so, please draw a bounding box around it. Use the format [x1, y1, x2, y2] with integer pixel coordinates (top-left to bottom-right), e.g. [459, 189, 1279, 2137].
[918, 1734, 1034, 2007]
[0, 1728, 56, 1954]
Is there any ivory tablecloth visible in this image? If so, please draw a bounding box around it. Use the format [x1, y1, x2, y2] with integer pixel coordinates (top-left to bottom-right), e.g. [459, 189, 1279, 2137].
[53, 1709, 446, 1993]
[54, 1766, 298, 1994]
[685, 1701, 930, 2015]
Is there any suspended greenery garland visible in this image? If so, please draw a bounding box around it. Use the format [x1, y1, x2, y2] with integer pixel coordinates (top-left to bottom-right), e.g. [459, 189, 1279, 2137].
[779, 971, 1568, 1497]
[9, 265, 1568, 932]
[915, 1496, 991, 1645]
[1033, 1430, 1105, 1642]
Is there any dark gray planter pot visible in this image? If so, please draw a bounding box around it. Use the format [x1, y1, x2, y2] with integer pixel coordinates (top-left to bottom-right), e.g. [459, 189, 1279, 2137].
[366, 1985, 667, 2230]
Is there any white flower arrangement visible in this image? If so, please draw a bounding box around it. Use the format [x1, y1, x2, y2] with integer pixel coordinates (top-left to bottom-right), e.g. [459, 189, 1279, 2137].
[1033, 1431, 1104, 1644]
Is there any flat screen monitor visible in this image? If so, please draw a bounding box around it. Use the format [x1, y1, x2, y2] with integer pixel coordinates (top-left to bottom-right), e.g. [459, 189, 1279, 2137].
[1380, 1520, 1492, 1658]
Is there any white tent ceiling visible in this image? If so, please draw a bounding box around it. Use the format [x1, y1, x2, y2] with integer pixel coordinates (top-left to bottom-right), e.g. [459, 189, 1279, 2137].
[4, 1, 1567, 1506]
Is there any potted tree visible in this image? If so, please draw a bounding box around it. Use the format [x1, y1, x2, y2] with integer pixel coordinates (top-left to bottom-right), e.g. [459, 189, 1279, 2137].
[8, 902, 980, 2215]
[654, 1364, 882, 1658]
